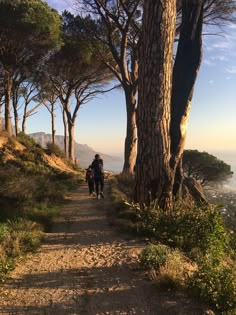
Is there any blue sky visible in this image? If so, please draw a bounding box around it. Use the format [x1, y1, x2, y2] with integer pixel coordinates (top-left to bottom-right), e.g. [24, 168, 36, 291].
[26, 0, 236, 158]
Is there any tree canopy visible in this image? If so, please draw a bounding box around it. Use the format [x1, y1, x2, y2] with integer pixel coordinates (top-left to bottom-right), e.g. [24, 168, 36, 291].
[0, 0, 61, 69]
[183, 150, 233, 186]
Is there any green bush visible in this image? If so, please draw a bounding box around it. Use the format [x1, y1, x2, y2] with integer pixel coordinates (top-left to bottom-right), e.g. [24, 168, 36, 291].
[133, 203, 228, 260]
[139, 244, 193, 290]
[0, 219, 42, 279]
[17, 132, 39, 149]
[46, 142, 66, 159]
[0, 224, 9, 240]
[6, 219, 43, 255]
[189, 258, 236, 312]
[27, 204, 60, 231]
[139, 244, 171, 270]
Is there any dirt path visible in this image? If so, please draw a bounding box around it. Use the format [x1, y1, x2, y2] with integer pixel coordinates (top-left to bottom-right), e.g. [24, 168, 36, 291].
[0, 185, 209, 315]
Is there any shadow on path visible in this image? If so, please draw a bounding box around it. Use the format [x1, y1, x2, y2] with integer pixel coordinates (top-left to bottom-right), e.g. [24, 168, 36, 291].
[0, 185, 208, 315]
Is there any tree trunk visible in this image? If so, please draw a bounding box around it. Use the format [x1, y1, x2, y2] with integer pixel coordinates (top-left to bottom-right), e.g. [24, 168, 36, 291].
[122, 86, 137, 175]
[62, 108, 68, 157]
[4, 72, 13, 136]
[51, 109, 56, 145]
[12, 91, 19, 136]
[135, 0, 176, 210]
[170, 1, 204, 200]
[0, 102, 3, 130]
[68, 121, 75, 162]
[22, 114, 26, 134]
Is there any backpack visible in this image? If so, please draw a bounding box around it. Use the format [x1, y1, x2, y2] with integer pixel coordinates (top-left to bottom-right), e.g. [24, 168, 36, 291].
[87, 169, 94, 180]
[92, 159, 104, 176]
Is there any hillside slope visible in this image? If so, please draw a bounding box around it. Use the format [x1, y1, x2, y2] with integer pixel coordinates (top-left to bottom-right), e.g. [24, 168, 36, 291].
[0, 132, 79, 175]
[29, 132, 122, 168]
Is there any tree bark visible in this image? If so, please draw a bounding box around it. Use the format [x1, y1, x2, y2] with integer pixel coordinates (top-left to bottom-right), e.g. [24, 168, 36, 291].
[62, 108, 68, 157]
[68, 121, 75, 162]
[12, 89, 19, 136]
[4, 72, 13, 136]
[22, 112, 27, 134]
[122, 86, 137, 175]
[170, 0, 204, 200]
[51, 107, 56, 145]
[135, 1, 176, 210]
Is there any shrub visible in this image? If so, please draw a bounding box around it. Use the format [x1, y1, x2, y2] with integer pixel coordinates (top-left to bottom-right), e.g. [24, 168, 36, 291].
[139, 244, 193, 290]
[132, 203, 228, 260]
[189, 258, 236, 312]
[0, 219, 42, 279]
[139, 244, 171, 270]
[46, 142, 66, 159]
[6, 219, 43, 255]
[17, 132, 39, 149]
[27, 204, 60, 231]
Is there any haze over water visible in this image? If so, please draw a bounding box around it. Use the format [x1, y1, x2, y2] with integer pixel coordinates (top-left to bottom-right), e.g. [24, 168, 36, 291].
[106, 151, 236, 191]
[213, 151, 236, 191]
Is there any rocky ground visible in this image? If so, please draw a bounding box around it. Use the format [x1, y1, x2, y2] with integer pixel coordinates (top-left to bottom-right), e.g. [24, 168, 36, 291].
[0, 185, 211, 315]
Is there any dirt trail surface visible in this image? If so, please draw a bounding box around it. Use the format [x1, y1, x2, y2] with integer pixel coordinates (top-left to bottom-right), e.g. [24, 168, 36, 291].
[0, 185, 209, 315]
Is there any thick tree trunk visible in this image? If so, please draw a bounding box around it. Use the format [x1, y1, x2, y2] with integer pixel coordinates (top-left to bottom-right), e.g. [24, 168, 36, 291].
[68, 121, 75, 162]
[122, 86, 137, 175]
[135, 1, 176, 210]
[170, 1, 204, 201]
[4, 73, 13, 136]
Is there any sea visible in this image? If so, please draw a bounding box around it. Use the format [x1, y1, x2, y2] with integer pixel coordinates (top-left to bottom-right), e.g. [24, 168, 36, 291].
[105, 160, 123, 173]
[105, 151, 236, 191]
[212, 151, 236, 191]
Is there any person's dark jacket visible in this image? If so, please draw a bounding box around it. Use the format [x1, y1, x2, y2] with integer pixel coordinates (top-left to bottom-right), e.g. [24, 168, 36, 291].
[91, 159, 104, 178]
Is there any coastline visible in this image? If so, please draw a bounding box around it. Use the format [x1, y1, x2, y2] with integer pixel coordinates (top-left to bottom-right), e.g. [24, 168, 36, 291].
[205, 184, 236, 231]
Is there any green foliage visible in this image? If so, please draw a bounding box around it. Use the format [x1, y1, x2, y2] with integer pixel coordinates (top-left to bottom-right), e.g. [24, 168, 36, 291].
[0, 134, 83, 280]
[45, 11, 112, 90]
[6, 219, 43, 254]
[133, 203, 228, 260]
[229, 231, 236, 261]
[189, 258, 236, 312]
[139, 244, 192, 291]
[0, 219, 42, 279]
[139, 244, 171, 270]
[0, 0, 61, 68]
[46, 142, 66, 159]
[183, 150, 233, 186]
[27, 204, 60, 232]
[112, 170, 236, 311]
[17, 132, 41, 150]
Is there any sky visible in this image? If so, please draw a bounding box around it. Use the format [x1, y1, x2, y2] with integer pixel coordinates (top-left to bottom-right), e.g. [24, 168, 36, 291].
[26, 0, 236, 160]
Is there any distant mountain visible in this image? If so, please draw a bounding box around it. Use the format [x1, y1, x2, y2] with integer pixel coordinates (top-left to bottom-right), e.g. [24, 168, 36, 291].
[29, 132, 122, 169]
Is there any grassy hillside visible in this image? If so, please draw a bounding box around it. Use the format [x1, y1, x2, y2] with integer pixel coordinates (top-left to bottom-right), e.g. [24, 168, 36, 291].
[0, 132, 83, 279]
[29, 132, 122, 168]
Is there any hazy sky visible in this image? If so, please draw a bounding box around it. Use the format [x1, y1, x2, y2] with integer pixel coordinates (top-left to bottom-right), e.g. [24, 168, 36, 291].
[26, 0, 236, 157]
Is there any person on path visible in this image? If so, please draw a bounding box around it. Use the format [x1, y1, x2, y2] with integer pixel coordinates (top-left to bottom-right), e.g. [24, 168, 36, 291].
[91, 154, 104, 199]
[85, 165, 95, 196]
